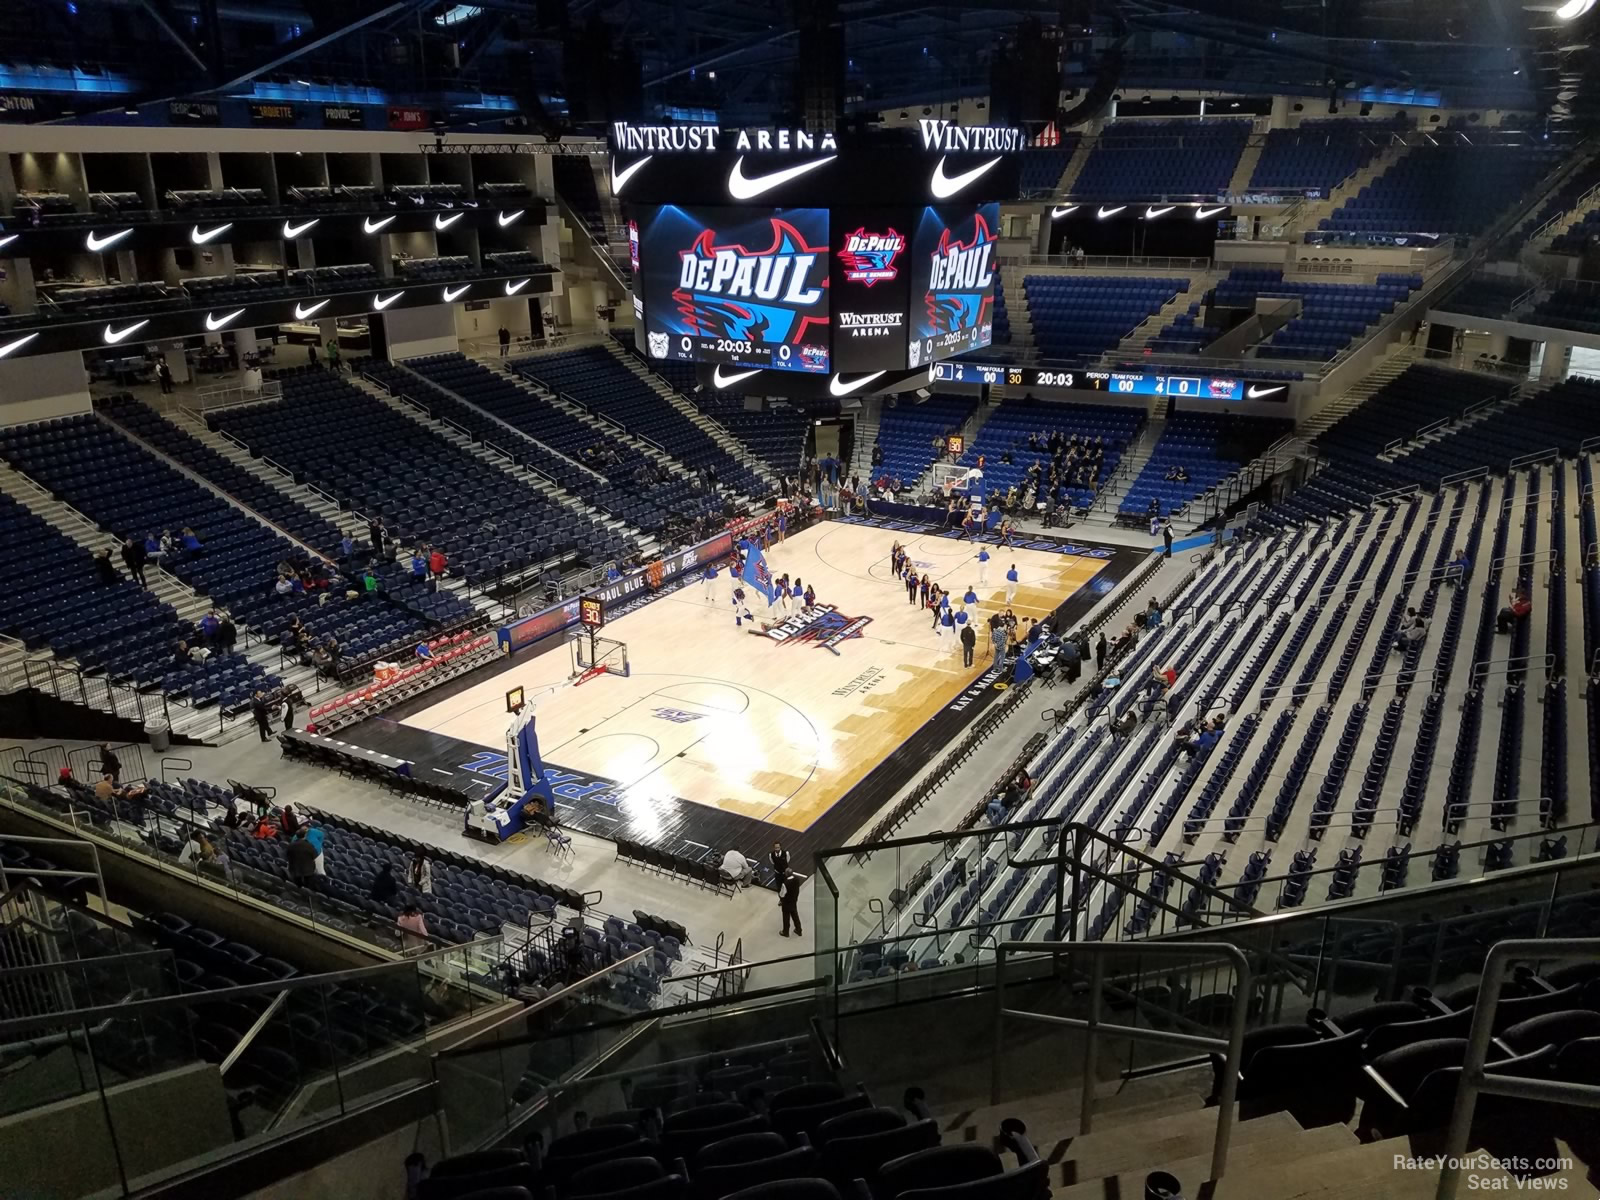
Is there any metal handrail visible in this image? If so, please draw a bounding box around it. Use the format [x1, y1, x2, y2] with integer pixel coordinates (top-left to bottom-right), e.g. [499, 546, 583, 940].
[1436, 937, 1600, 1199]
[0, 834, 108, 910]
[992, 938, 1251, 1180]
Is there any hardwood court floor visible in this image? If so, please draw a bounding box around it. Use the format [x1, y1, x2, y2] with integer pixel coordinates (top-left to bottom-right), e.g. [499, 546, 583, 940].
[404, 522, 1108, 832]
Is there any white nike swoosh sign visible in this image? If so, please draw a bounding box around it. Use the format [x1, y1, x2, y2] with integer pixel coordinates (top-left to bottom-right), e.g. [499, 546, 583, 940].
[461, 201, 478, 209]
[362, 216, 396, 234]
[1050, 205, 1079, 219]
[0, 332, 39, 359]
[434, 213, 464, 231]
[442, 285, 471, 302]
[372, 291, 404, 310]
[85, 229, 132, 252]
[293, 300, 331, 319]
[930, 155, 1002, 200]
[1247, 385, 1286, 399]
[828, 371, 886, 397]
[191, 222, 233, 244]
[610, 155, 653, 195]
[1144, 206, 1175, 219]
[496, 209, 525, 227]
[728, 155, 836, 200]
[1194, 206, 1227, 219]
[0, 234, 19, 251]
[282, 218, 319, 239]
[1096, 206, 1126, 218]
[712, 365, 762, 388]
[504, 278, 530, 296]
[204, 308, 246, 331]
[103, 320, 149, 344]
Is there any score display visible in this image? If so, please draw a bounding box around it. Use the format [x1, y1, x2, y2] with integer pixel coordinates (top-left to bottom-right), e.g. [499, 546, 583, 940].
[634, 205, 831, 375]
[930, 363, 1292, 402]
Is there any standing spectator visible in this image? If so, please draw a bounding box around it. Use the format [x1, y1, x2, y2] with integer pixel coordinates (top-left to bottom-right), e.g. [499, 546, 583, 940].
[98, 743, 121, 785]
[368, 516, 385, 555]
[396, 905, 430, 951]
[280, 803, 301, 838]
[960, 619, 977, 668]
[325, 337, 343, 374]
[409, 850, 433, 895]
[304, 822, 326, 875]
[250, 691, 272, 742]
[121, 536, 148, 585]
[280, 687, 297, 732]
[371, 861, 400, 904]
[498, 326, 511, 357]
[307, 341, 319, 368]
[1162, 519, 1173, 559]
[94, 548, 119, 586]
[216, 611, 238, 651]
[1095, 631, 1108, 672]
[428, 546, 448, 579]
[778, 871, 804, 938]
[286, 830, 318, 888]
[156, 355, 174, 395]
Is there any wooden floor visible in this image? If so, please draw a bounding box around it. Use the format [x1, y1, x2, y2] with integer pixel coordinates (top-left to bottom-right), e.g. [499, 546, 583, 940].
[405, 522, 1110, 833]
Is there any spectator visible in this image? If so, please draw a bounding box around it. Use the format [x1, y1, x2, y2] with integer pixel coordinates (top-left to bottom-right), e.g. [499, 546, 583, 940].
[94, 772, 117, 806]
[416, 640, 433, 660]
[199, 609, 220, 645]
[325, 337, 343, 374]
[1110, 708, 1139, 738]
[98, 743, 121, 784]
[778, 870, 803, 938]
[368, 516, 385, 554]
[428, 546, 448, 578]
[340, 533, 355, 560]
[410, 548, 428, 581]
[498, 326, 511, 356]
[1497, 587, 1532, 634]
[215, 611, 237, 650]
[770, 841, 791, 878]
[307, 341, 319, 368]
[181, 527, 203, 556]
[1445, 548, 1472, 585]
[250, 691, 273, 742]
[120, 535, 148, 585]
[396, 905, 430, 951]
[1095, 631, 1108, 671]
[1392, 608, 1428, 652]
[178, 830, 217, 868]
[960, 619, 977, 667]
[280, 802, 301, 838]
[156, 355, 174, 395]
[409, 850, 433, 895]
[285, 830, 318, 887]
[94, 548, 119, 586]
[371, 861, 400, 904]
[281, 687, 297, 732]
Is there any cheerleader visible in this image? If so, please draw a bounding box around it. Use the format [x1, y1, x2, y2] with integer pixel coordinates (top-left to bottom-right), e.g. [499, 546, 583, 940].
[802, 583, 817, 612]
[775, 575, 792, 613]
[732, 586, 753, 628]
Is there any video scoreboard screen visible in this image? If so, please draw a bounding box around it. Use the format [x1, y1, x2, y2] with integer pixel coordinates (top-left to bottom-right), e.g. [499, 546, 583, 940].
[635, 205, 831, 375]
[930, 363, 1292, 403]
[907, 203, 999, 369]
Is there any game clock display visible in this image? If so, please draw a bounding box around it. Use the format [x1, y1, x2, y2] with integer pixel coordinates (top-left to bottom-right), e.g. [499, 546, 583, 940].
[633, 205, 831, 374]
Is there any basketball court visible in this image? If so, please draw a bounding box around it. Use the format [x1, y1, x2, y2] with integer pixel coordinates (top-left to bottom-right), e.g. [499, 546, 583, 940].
[367, 519, 1142, 862]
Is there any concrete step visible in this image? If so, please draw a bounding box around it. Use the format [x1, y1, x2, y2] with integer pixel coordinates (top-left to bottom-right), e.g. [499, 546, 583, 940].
[1227, 131, 1266, 194]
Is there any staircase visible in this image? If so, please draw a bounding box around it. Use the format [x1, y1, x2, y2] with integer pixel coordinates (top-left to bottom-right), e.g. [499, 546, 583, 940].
[846, 398, 882, 481]
[0, 461, 296, 743]
[1299, 350, 1417, 440]
[1116, 271, 1217, 354]
[1288, 140, 1414, 239]
[1055, 132, 1099, 197]
[1073, 416, 1165, 527]
[1004, 276, 1038, 356]
[1227, 133, 1266, 194]
[1524, 183, 1600, 256]
[601, 339, 778, 488]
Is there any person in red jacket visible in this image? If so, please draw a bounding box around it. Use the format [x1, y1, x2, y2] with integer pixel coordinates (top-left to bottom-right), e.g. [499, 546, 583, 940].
[428, 547, 448, 578]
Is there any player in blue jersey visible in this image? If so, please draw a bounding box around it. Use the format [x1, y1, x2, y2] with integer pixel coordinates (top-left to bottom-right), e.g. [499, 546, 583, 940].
[976, 545, 991, 586]
[1005, 564, 1019, 604]
[701, 563, 718, 602]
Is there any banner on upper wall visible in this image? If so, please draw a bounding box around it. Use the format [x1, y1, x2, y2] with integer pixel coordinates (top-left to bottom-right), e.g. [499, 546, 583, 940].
[168, 99, 221, 125]
[248, 100, 298, 126]
[322, 104, 367, 129]
[388, 106, 431, 131]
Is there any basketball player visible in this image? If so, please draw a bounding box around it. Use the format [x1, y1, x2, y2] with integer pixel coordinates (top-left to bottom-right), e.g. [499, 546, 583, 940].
[701, 562, 718, 602]
[1005, 565, 1019, 604]
[963, 585, 979, 610]
[976, 546, 991, 586]
[731, 585, 753, 628]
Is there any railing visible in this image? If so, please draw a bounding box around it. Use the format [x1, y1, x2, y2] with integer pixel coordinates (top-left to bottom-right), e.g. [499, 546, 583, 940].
[1001, 253, 1213, 273]
[1435, 937, 1600, 1199]
[20, 659, 171, 729]
[992, 939, 1250, 1178]
[1525, 178, 1600, 246]
[189, 379, 282, 413]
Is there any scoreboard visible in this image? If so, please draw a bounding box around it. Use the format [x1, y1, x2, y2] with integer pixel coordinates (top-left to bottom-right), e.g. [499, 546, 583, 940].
[930, 363, 1292, 403]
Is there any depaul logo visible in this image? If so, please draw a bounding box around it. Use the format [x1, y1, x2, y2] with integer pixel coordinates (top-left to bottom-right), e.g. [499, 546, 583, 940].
[760, 603, 873, 655]
[837, 228, 906, 287]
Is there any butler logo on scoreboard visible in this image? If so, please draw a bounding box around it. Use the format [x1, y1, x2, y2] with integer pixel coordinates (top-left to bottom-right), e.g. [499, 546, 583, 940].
[909, 203, 999, 367]
[837, 228, 905, 287]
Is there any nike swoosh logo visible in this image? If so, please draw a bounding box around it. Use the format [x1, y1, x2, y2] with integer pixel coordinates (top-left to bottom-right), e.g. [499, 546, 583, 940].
[362, 216, 396, 233]
[434, 213, 464, 230]
[712, 365, 762, 388]
[85, 229, 132, 252]
[191, 222, 233, 244]
[610, 155, 653, 194]
[1096, 206, 1126, 219]
[1195, 206, 1227, 219]
[442, 284, 471, 301]
[828, 371, 885, 397]
[372, 291, 404, 310]
[930, 155, 1002, 200]
[1050, 205, 1079, 219]
[728, 155, 836, 200]
[282, 218, 319, 239]
[0, 332, 39, 359]
[204, 308, 246, 331]
[1247, 385, 1286, 399]
[504, 278, 530, 296]
[293, 300, 331, 319]
[1144, 206, 1175, 219]
[0, 234, 18, 250]
[103, 320, 150, 344]
[461, 201, 478, 208]
[496, 209, 525, 227]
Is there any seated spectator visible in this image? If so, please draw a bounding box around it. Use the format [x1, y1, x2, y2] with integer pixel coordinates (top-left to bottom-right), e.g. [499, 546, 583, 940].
[1392, 609, 1429, 652]
[371, 861, 399, 904]
[719, 847, 753, 887]
[415, 640, 433, 659]
[1497, 587, 1532, 634]
[180, 526, 203, 555]
[280, 802, 301, 838]
[1444, 548, 1471, 584]
[178, 830, 218, 868]
[1146, 598, 1163, 628]
[275, 573, 294, 596]
[1178, 719, 1222, 759]
[1110, 708, 1139, 738]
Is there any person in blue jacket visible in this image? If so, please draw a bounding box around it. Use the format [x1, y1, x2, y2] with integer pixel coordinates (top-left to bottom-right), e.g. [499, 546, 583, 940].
[1005, 564, 1019, 604]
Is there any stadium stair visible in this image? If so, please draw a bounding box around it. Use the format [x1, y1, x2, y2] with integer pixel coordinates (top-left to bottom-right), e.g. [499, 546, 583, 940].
[1287, 139, 1413, 239]
[1072, 417, 1164, 526]
[600, 338, 779, 488]
[1054, 130, 1099, 196]
[1297, 350, 1416, 440]
[1225, 130, 1266, 195]
[846, 398, 882, 482]
[1117, 270, 1220, 354]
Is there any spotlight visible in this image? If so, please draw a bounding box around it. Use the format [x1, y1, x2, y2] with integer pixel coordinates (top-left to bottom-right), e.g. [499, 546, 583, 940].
[1555, 0, 1596, 20]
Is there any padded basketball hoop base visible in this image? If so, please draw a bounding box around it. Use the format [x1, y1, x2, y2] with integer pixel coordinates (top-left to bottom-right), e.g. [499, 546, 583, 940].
[573, 665, 607, 687]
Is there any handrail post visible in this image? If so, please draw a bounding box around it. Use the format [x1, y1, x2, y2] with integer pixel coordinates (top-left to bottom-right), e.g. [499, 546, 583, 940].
[990, 944, 1007, 1105]
[1212, 950, 1250, 1179]
[1080, 954, 1105, 1134]
[1436, 943, 1512, 1200]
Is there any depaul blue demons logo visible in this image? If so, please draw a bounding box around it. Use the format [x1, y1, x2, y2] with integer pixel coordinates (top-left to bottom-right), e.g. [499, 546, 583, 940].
[925, 211, 996, 333]
[760, 604, 873, 655]
[673, 217, 830, 347]
[837, 228, 905, 287]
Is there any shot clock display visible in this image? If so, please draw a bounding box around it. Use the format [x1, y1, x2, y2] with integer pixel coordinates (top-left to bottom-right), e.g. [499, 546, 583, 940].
[579, 596, 607, 629]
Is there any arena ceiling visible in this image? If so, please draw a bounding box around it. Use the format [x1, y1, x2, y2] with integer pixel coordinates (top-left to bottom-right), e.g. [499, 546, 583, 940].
[8, 0, 1596, 128]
